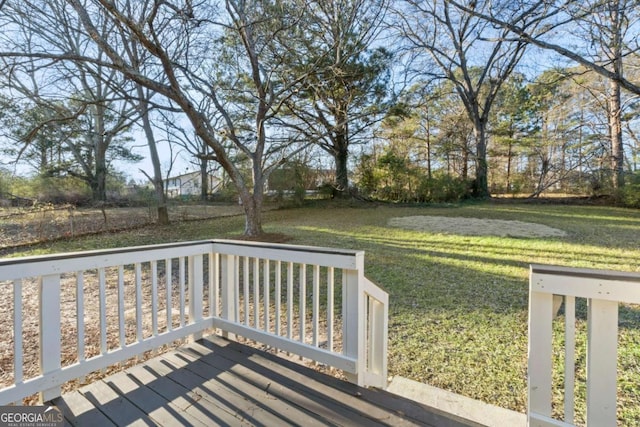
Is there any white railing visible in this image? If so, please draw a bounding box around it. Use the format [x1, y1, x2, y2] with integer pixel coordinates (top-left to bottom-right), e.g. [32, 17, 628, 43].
[0, 239, 388, 405]
[528, 264, 640, 427]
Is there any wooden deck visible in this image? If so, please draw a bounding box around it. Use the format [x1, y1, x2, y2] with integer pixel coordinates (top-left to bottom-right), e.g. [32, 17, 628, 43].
[51, 335, 481, 426]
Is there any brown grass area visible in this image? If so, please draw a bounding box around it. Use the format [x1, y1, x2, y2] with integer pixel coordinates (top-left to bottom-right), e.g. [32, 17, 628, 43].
[0, 204, 245, 250]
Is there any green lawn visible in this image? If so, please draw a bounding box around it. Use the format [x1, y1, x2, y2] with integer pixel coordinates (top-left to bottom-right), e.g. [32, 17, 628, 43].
[10, 201, 640, 424]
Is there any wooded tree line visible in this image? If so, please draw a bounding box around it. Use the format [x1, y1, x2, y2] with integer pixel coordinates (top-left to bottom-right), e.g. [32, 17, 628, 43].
[360, 64, 640, 202]
[0, 0, 638, 236]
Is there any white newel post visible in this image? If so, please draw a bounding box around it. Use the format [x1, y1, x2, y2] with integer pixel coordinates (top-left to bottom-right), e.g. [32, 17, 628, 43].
[367, 295, 388, 388]
[188, 255, 204, 341]
[586, 298, 618, 426]
[343, 253, 365, 386]
[39, 274, 61, 402]
[220, 254, 237, 339]
[528, 288, 554, 424]
[209, 252, 220, 318]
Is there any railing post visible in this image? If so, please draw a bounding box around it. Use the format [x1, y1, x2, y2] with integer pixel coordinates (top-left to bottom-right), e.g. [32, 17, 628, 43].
[220, 254, 237, 339]
[367, 292, 388, 388]
[343, 253, 365, 386]
[527, 285, 554, 424]
[586, 298, 618, 426]
[39, 274, 61, 403]
[188, 254, 204, 341]
[209, 252, 220, 318]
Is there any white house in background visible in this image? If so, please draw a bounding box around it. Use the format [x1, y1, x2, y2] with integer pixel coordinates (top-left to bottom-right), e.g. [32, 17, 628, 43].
[164, 171, 221, 198]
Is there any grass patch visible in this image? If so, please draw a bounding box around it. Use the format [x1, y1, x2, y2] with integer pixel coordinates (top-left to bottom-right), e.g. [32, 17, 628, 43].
[5, 201, 640, 424]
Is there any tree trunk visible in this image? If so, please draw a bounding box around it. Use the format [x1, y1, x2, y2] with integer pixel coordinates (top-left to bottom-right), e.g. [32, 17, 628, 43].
[425, 118, 432, 180]
[332, 115, 350, 196]
[200, 159, 209, 201]
[334, 145, 349, 196]
[426, 142, 432, 180]
[607, 0, 625, 192]
[39, 147, 48, 173]
[609, 78, 624, 190]
[473, 123, 490, 197]
[608, 70, 624, 190]
[238, 175, 264, 237]
[94, 151, 108, 201]
[93, 103, 108, 202]
[242, 197, 263, 237]
[506, 141, 513, 193]
[136, 85, 169, 225]
[461, 144, 469, 180]
[89, 179, 99, 201]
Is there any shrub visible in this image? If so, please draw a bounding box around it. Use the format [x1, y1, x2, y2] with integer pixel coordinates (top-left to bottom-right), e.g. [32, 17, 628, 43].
[38, 176, 92, 205]
[210, 184, 239, 203]
[620, 173, 640, 208]
[9, 175, 91, 205]
[620, 184, 640, 208]
[417, 173, 472, 203]
[317, 182, 338, 199]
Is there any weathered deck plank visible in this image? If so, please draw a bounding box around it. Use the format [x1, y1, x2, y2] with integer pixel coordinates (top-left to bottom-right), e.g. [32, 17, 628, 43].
[104, 370, 208, 427]
[52, 335, 481, 427]
[123, 362, 246, 426]
[158, 351, 328, 426]
[52, 389, 116, 426]
[178, 340, 414, 426]
[75, 379, 153, 426]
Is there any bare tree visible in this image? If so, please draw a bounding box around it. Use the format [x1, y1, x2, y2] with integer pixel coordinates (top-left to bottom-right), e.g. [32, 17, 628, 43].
[22, 0, 314, 236]
[576, 0, 637, 190]
[0, 0, 326, 234]
[447, 0, 640, 95]
[448, 0, 640, 190]
[113, 15, 173, 224]
[0, 0, 141, 201]
[394, 0, 538, 197]
[133, 84, 171, 224]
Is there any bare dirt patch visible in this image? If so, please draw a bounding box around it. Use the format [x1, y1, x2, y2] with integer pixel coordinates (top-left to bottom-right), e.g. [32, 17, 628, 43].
[388, 215, 567, 238]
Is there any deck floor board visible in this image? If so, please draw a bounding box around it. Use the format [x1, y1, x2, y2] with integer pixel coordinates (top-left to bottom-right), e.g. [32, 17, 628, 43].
[177, 341, 406, 426]
[104, 370, 208, 427]
[159, 350, 325, 427]
[76, 379, 154, 426]
[52, 335, 481, 427]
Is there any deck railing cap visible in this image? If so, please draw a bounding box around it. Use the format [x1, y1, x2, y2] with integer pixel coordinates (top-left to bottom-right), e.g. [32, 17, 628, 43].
[212, 238, 364, 257]
[0, 240, 214, 267]
[0, 239, 365, 269]
[530, 263, 640, 283]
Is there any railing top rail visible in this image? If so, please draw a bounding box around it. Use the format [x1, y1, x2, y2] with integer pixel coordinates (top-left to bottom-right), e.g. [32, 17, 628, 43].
[0, 239, 366, 280]
[0, 239, 364, 266]
[530, 264, 640, 284]
[530, 263, 640, 304]
[0, 240, 214, 267]
[212, 239, 363, 258]
[212, 239, 364, 269]
[363, 277, 388, 304]
[0, 240, 215, 281]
